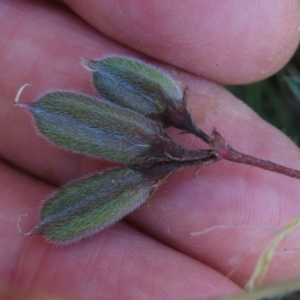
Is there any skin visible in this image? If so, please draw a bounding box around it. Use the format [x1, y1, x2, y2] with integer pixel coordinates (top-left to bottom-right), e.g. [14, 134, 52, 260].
[0, 0, 300, 299]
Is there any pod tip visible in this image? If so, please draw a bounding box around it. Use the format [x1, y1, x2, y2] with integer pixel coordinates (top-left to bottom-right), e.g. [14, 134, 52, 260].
[14, 83, 31, 105]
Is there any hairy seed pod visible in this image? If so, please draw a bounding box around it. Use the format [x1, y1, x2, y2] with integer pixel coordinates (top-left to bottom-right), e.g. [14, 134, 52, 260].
[20, 92, 205, 164]
[81, 56, 182, 116]
[27, 162, 195, 244]
[81, 56, 211, 143]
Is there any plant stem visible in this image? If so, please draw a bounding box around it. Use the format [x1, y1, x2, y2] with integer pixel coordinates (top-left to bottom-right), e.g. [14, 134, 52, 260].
[210, 129, 300, 180]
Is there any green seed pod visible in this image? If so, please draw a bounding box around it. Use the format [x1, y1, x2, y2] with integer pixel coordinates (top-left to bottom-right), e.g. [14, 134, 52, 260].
[27, 163, 183, 244]
[21, 92, 197, 164]
[81, 56, 182, 116]
[81, 56, 211, 143]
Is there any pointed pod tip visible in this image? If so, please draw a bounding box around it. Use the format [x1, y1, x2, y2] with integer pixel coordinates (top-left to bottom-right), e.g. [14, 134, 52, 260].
[14, 84, 31, 105]
[80, 58, 96, 72]
[17, 213, 35, 237]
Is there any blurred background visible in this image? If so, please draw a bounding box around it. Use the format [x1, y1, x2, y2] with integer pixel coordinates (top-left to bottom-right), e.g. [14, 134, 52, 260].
[227, 46, 300, 146]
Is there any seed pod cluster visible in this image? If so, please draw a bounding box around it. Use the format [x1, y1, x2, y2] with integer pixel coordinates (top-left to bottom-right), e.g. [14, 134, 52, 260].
[19, 56, 300, 244]
[20, 56, 216, 244]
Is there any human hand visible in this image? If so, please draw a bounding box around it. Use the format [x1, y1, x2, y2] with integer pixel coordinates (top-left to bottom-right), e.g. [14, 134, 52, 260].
[1, 1, 300, 299]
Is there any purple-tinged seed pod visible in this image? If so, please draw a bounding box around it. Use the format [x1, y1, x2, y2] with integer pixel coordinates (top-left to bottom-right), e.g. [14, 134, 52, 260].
[26, 156, 216, 244]
[20, 91, 212, 165]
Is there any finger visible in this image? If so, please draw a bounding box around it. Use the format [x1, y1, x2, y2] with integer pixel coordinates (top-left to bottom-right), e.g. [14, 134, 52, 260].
[0, 160, 239, 299]
[63, 0, 300, 84]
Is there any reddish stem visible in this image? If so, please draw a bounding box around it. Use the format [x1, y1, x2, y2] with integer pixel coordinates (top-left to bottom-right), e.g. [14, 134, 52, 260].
[210, 129, 300, 180]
